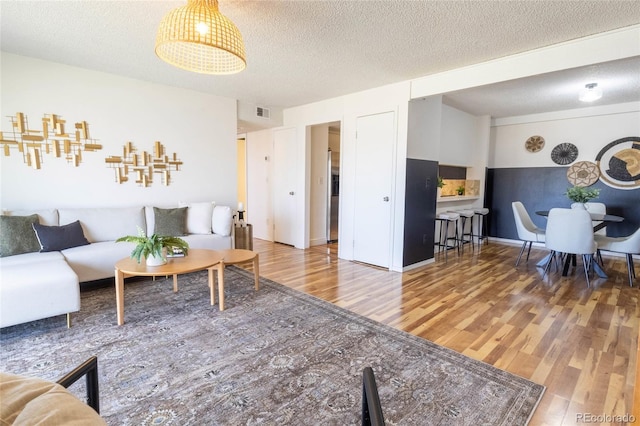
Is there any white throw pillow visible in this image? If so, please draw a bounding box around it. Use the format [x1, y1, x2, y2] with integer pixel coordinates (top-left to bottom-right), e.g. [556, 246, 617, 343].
[212, 206, 233, 236]
[178, 201, 215, 234]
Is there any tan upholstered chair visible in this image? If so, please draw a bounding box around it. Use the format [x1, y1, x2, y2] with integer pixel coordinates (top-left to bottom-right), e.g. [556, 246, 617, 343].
[0, 356, 104, 425]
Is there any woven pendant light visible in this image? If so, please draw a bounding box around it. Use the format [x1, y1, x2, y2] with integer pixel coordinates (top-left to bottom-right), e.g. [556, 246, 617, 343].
[155, 0, 246, 75]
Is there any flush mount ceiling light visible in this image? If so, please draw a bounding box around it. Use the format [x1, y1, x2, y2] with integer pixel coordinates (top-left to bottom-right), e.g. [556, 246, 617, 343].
[155, 0, 246, 75]
[578, 83, 603, 102]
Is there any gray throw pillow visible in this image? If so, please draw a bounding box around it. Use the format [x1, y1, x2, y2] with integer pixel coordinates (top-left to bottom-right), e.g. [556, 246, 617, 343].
[153, 207, 187, 236]
[32, 220, 90, 252]
[0, 214, 41, 257]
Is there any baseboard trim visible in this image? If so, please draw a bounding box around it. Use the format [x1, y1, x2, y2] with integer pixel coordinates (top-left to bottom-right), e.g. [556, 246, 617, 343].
[402, 257, 436, 271]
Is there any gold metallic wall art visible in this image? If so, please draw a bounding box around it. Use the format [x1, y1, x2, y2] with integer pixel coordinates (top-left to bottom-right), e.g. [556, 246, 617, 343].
[105, 141, 183, 187]
[0, 112, 103, 169]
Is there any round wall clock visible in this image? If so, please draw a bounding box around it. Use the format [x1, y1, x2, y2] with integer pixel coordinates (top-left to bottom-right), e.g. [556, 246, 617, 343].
[551, 143, 578, 165]
[525, 135, 545, 153]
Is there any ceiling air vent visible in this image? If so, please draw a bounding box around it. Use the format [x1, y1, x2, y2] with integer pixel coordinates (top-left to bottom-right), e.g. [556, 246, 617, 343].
[256, 106, 271, 119]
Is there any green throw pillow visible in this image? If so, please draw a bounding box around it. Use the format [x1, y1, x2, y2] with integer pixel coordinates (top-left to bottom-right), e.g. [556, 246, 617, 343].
[153, 207, 187, 237]
[0, 214, 41, 257]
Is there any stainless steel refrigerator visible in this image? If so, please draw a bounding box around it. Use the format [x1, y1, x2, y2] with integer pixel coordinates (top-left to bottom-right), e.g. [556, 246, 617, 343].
[327, 150, 339, 242]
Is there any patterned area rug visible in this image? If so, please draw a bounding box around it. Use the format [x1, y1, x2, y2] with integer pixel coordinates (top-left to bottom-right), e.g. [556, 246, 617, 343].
[0, 267, 544, 425]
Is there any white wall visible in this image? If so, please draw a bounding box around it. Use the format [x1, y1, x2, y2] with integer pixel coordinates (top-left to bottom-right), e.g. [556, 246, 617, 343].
[489, 103, 640, 169]
[440, 104, 479, 167]
[0, 53, 238, 210]
[283, 81, 411, 270]
[443, 107, 492, 186]
[407, 96, 442, 161]
[329, 128, 340, 153]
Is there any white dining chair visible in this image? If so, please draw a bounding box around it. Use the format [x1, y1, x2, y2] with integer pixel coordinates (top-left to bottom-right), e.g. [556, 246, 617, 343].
[572, 202, 607, 235]
[595, 227, 640, 287]
[512, 201, 546, 266]
[543, 208, 598, 287]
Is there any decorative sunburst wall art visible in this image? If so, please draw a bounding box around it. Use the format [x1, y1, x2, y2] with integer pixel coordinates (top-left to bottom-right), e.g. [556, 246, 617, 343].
[0, 112, 103, 169]
[595, 136, 640, 190]
[551, 142, 578, 165]
[105, 141, 183, 187]
[567, 161, 599, 187]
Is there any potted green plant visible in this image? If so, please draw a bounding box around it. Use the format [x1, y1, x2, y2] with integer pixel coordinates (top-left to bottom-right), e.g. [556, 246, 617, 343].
[437, 176, 445, 197]
[456, 185, 465, 196]
[116, 227, 189, 266]
[565, 186, 600, 207]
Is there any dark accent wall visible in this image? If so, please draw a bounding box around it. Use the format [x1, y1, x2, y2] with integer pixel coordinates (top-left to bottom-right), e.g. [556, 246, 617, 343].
[487, 167, 640, 240]
[403, 159, 438, 266]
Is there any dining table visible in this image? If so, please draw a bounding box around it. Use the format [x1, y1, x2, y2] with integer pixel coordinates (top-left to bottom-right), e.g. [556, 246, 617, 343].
[535, 210, 624, 232]
[534, 210, 624, 278]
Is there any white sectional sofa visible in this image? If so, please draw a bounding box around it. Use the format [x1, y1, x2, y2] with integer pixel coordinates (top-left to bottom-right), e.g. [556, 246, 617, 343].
[0, 203, 233, 328]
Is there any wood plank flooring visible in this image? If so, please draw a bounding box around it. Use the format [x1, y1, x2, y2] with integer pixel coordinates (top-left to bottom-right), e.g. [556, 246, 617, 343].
[244, 238, 639, 425]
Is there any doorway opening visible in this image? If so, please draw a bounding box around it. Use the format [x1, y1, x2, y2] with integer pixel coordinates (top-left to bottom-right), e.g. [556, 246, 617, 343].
[309, 121, 341, 251]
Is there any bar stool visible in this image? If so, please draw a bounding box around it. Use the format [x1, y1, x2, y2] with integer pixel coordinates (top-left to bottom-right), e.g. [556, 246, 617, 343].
[473, 208, 490, 245]
[454, 209, 475, 252]
[436, 212, 460, 263]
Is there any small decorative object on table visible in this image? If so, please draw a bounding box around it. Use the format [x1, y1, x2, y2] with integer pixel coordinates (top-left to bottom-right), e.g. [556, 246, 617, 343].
[456, 185, 465, 196]
[167, 247, 185, 258]
[116, 226, 189, 266]
[565, 185, 601, 208]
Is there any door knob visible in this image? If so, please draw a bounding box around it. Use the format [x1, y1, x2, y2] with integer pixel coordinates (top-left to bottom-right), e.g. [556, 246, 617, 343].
[383, 196, 389, 202]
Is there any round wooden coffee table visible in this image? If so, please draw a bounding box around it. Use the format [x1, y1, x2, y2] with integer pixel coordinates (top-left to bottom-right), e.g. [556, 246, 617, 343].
[208, 249, 259, 311]
[114, 249, 223, 325]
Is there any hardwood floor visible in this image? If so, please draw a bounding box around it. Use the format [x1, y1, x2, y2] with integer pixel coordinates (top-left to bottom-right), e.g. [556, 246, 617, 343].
[246, 238, 639, 425]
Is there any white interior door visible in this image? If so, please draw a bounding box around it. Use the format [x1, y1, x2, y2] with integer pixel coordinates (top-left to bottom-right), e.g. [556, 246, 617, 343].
[273, 128, 297, 246]
[353, 112, 394, 268]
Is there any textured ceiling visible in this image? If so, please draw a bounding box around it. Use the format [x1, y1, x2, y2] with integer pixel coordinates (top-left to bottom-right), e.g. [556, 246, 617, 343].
[443, 56, 640, 118]
[1, 1, 639, 126]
